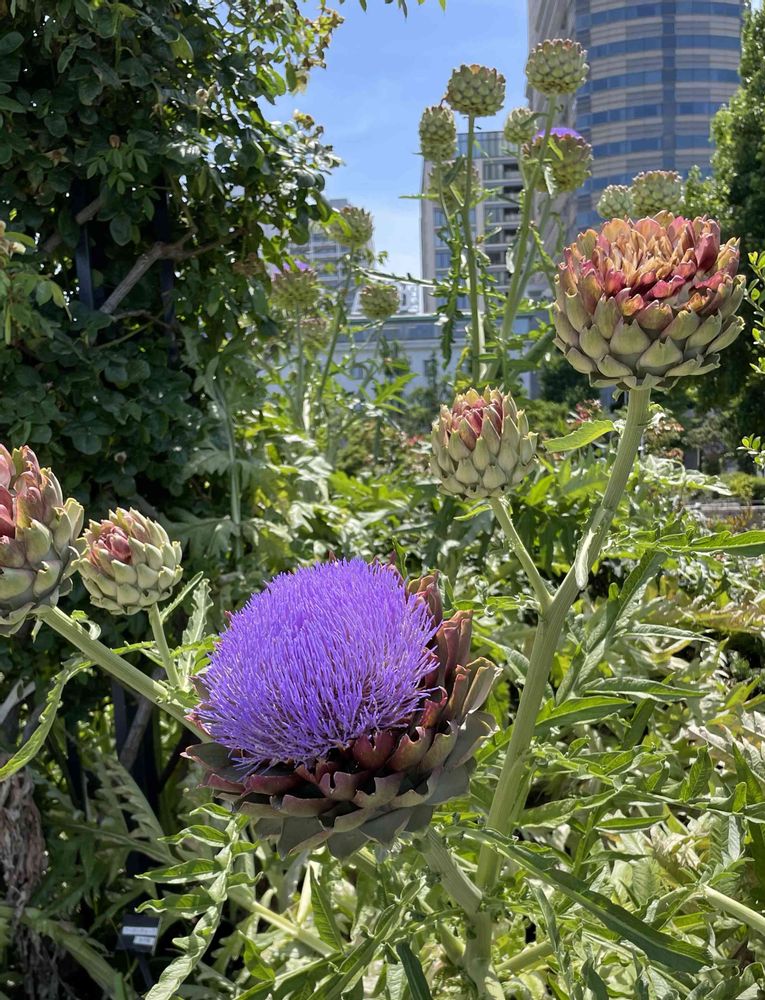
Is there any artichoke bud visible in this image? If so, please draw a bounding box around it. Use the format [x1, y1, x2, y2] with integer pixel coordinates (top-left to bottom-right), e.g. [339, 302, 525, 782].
[419, 105, 457, 161]
[523, 127, 592, 193]
[359, 283, 400, 322]
[326, 205, 374, 250]
[431, 388, 538, 499]
[630, 171, 684, 216]
[75, 507, 182, 616]
[597, 184, 634, 220]
[445, 64, 506, 118]
[0, 444, 83, 636]
[504, 106, 538, 145]
[270, 262, 321, 313]
[554, 213, 745, 390]
[525, 38, 588, 96]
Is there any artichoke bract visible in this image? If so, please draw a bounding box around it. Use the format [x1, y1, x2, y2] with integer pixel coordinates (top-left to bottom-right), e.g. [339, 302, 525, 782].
[631, 170, 684, 217]
[504, 106, 538, 145]
[270, 262, 321, 313]
[0, 445, 83, 636]
[431, 388, 538, 499]
[525, 38, 588, 96]
[553, 214, 745, 390]
[360, 283, 400, 322]
[523, 127, 592, 193]
[75, 508, 182, 616]
[597, 184, 635, 220]
[186, 559, 498, 858]
[445, 64, 506, 118]
[326, 205, 374, 250]
[419, 105, 457, 161]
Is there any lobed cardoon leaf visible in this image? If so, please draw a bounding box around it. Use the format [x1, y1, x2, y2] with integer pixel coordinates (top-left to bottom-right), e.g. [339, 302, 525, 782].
[309, 869, 345, 952]
[535, 695, 631, 735]
[544, 420, 614, 452]
[394, 942, 432, 1000]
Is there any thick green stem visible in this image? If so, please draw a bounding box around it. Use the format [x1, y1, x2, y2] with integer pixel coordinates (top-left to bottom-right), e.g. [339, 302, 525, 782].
[703, 885, 765, 936]
[36, 605, 195, 732]
[148, 603, 181, 688]
[465, 388, 652, 984]
[490, 498, 552, 613]
[316, 251, 355, 405]
[461, 116, 483, 383]
[500, 99, 556, 352]
[421, 829, 481, 916]
[497, 940, 554, 974]
[295, 312, 306, 431]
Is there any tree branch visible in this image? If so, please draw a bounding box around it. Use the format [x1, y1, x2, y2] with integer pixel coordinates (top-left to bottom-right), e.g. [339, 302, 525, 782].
[40, 194, 106, 255]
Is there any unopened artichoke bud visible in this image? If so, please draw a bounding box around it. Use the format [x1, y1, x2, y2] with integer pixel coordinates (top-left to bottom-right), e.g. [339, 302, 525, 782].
[553, 214, 745, 391]
[431, 388, 538, 499]
[630, 170, 684, 217]
[360, 283, 400, 322]
[326, 205, 374, 250]
[75, 508, 182, 616]
[525, 38, 588, 96]
[0, 445, 83, 636]
[271, 262, 321, 313]
[419, 105, 457, 161]
[428, 160, 482, 213]
[597, 185, 634, 220]
[445, 64, 506, 118]
[186, 559, 498, 858]
[523, 127, 592, 193]
[504, 106, 538, 145]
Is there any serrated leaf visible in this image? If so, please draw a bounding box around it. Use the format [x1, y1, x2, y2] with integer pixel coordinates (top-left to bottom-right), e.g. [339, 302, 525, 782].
[680, 748, 712, 802]
[394, 942, 432, 1000]
[309, 868, 344, 951]
[535, 695, 630, 734]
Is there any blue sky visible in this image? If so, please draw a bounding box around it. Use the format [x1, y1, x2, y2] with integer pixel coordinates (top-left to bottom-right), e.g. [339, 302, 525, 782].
[272, 0, 529, 275]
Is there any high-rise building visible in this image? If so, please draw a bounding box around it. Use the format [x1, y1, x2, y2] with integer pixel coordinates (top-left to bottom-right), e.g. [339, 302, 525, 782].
[527, 0, 743, 233]
[420, 131, 522, 311]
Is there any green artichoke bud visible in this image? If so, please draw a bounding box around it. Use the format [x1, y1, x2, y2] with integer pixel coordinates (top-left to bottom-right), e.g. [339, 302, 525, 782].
[326, 205, 374, 249]
[525, 38, 588, 96]
[553, 214, 745, 390]
[0, 445, 83, 636]
[360, 283, 400, 322]
[431, 388, 538, 499]
[427, 160, 482, 213]
[630, 170, 684, 217]
[597, 185, 634, 220]
[504, 106, 538, 145]
[445, 64, 506, 118]
[271, 262, 321, 313]
[419, 105, 457, 161]
[523, 127, 592, 193]
[75, 508, 182, 616]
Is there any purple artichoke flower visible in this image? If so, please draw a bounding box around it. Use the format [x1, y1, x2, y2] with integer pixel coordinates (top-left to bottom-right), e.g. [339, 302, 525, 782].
[186, 559, 499, 858]
[533, 126, 583, 142]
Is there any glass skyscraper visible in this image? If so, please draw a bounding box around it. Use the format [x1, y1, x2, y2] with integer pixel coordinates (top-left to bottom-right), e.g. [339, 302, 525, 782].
[527, 0, 743, 233]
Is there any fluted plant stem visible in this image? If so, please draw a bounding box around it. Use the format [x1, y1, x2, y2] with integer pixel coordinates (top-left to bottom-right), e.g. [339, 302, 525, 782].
[317, 248, 356, 406]
[465, 387, 652, 990]
[35, 605, 196, 732]
[295, 312, 306, 431]
[148, 603, 181, 688]
[421, 828, 481, 916]
[462, 115, 484, 383]
[500, 99, 556, 356]
[489, 498, 552, 613]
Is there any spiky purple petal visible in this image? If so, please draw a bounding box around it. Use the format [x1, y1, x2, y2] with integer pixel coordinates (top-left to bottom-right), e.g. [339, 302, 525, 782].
[198, 559, 437, 768]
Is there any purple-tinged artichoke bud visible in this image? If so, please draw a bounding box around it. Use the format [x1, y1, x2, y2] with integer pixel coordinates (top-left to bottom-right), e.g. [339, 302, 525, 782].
[431, 388, 538, 499]
[326, 206, 374, 250]
[185, 559, 498, 858]
[360, 283, 400, 322]
[0, 445, 83, 636]
[75, 508, 182, 616]
[597, 185, 634, 220]
[523, 127, 592, 193]
[525, 39, 588, 96]
[553, 214, 745, 390]
[271, 262, 321, 313]
[630, 171, 684, 217]
[445, 64, 506, 118]
[419, 105, 457, 161]
[504, 106, 538, 145]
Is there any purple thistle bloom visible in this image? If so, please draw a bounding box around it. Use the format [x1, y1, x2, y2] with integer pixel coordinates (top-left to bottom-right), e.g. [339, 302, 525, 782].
[534, 126, 583, 141]
[198, 559, 437, 768]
